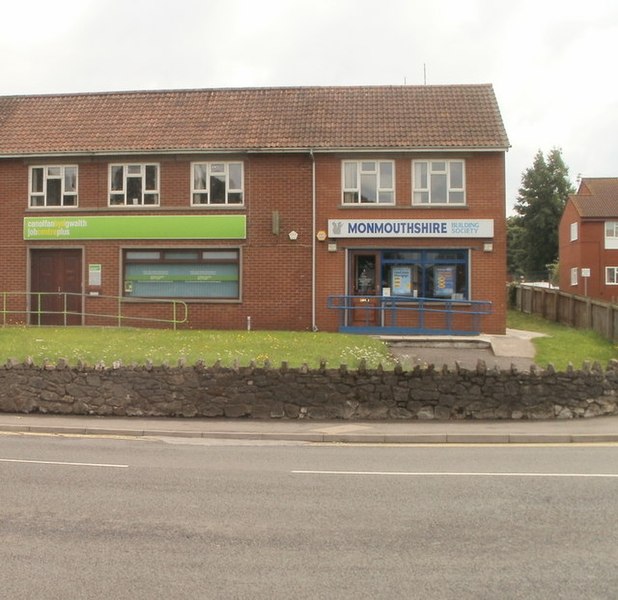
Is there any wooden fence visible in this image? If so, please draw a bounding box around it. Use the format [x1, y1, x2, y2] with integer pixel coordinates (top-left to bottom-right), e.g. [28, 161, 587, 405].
[511, 284, 618, 342]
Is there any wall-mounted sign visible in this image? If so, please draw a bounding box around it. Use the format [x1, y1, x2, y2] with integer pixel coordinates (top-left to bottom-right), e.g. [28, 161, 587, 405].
[24, 215, 246, 240]
[88, 264, 102, 286]
[328, 219, 494, 239]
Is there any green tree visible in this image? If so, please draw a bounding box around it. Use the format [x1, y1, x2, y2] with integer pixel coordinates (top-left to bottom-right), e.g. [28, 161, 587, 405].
[506, 215, 526, 278]
[512, 148, 574, 279]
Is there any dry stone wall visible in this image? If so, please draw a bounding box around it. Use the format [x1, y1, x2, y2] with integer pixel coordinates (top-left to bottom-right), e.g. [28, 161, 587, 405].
[0, 358, 616, 421]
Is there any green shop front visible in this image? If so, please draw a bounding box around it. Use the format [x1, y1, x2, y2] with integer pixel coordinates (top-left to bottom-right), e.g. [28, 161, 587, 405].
[24, 215, 246, 327]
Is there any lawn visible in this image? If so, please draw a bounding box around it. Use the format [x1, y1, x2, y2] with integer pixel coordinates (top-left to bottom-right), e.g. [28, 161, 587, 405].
[507, 311, 618, 370]
[1, 313, 615, 371]
[0, 327, 396, 369]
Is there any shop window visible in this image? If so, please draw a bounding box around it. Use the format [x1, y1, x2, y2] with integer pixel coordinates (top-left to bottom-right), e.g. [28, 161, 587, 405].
[123, 249, 240, 299]
[381, 249, 468, 299]
[29, 166, 78, 207]
[109, 164, 159, 206]
[606, 267, 618, 285]
[192, 162, 244, 205]
[412, 160, 465, 205]
[342, 161, 395, 204]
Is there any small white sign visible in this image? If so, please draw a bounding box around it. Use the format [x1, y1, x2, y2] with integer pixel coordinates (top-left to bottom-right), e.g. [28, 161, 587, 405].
[581, 268, 591, 277]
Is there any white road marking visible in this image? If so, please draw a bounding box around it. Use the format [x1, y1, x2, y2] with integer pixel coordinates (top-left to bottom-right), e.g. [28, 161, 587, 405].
[0, 458, 129, 468]
[292, 470, 618, 478]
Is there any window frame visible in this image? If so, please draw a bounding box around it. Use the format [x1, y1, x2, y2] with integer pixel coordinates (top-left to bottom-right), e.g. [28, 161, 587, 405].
[191, 161, 244, 206]
[605, 221, 618, 250]
[341, 160, 395, 205]
[570, 267, 578, 286]
[380, 249, 470, 300]
[29, 165, 78, 208]
[412, 159, 466, 206]
[606, 267, 618, 285]
[570, 222, 578, 242]
[109, 163, 160, 206]
[122, 247, 241, 301]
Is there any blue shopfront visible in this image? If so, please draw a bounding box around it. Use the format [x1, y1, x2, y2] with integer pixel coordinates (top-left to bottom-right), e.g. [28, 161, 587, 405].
[326, 219, 494, 335]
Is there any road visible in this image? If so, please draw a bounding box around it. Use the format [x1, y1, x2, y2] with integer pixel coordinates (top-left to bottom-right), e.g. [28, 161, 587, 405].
[0, 433, 617, 599]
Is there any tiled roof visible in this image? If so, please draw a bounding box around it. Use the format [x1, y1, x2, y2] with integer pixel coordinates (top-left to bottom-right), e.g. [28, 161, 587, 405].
[0, 85, 509, 155]
[571, 178, 618, 218]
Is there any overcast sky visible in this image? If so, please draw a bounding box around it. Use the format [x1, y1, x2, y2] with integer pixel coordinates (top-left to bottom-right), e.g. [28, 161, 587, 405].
[1, 0, 616, 213]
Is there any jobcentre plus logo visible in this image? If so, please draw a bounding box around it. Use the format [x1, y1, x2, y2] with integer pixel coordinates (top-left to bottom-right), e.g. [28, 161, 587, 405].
[327, 219, 493, 238]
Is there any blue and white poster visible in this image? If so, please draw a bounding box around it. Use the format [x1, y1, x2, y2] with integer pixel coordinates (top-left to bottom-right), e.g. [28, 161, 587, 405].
[434, 266, 455, 297]
[392, 267, 412, 295]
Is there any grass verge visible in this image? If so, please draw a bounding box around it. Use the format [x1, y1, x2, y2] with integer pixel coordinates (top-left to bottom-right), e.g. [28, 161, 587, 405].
[2, 313, 615, 371]
[0, 327, 396, 369]
[507, 310, 617, 370]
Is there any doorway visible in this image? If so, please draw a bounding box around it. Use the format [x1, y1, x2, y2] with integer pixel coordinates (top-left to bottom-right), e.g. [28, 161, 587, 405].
[349, 252, 379, 326]
[30, 249, 83, 325]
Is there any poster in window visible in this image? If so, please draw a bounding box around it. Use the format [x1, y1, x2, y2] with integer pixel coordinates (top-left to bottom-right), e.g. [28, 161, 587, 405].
[392, 267, 412, 295]
[434, 266, 455, 297]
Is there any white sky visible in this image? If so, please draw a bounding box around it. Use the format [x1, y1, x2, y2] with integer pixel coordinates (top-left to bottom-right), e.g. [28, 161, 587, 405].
[1, 0, 617, 213]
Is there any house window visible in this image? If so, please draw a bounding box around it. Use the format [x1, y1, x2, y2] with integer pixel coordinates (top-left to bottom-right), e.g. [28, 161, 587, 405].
[570, 267, 578, 286]
[342, 161, 395, 204]
[123, 249, 240, 299]
[605, 221, 618, 250]
[29, 166, 78, 207]
[110, 164, 159, 206]
[413, 160, 465, 205]
[570, 222, 578, 241]
[606, 267, 618, 285]
[192, 162, 243, 205]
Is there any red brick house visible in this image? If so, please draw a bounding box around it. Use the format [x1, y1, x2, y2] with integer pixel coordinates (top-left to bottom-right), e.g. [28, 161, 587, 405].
[0, 85, 509, 334]
[559, 178, 618, 302]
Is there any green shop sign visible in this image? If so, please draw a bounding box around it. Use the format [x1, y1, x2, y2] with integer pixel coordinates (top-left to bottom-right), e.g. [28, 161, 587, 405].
[24, 215, 246, 240]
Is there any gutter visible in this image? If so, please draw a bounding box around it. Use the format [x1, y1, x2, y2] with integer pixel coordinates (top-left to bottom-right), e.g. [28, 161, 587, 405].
[0, 146, 511, 160]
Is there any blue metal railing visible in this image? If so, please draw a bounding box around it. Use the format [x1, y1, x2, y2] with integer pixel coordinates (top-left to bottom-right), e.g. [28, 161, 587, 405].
[327, 295, 492, 335]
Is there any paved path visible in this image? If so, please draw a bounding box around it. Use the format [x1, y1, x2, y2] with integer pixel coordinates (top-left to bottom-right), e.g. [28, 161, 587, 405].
[1, 412, 617, 444]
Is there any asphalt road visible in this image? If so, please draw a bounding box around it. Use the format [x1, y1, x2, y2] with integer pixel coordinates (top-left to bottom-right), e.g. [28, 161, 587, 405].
[1, 433, 617, 599]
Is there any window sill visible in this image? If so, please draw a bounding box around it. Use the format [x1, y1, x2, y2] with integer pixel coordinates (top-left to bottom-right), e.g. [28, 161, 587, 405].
[338, 204, 470, 210]
[411, 204, 469, 209]
[340, 203, 397, 208]
[121, 297, 241, 304]
[190, 204, 246, 210]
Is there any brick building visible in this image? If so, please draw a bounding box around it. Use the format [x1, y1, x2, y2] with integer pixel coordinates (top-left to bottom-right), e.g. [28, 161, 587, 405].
[0, 85, 509, 334]
[559, 178, 618, 302]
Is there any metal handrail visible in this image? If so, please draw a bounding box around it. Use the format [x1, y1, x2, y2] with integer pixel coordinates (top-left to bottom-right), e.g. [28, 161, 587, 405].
[327, 294, 492, 335]
[1, 291, 189, 330]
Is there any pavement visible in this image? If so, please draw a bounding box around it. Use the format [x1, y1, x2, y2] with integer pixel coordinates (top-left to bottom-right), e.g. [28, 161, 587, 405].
[0, 329, 616, 444]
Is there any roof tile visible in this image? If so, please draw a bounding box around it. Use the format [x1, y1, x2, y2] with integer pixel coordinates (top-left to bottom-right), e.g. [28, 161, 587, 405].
[0, 85, 509, 155]
[571, 178, 618, 218]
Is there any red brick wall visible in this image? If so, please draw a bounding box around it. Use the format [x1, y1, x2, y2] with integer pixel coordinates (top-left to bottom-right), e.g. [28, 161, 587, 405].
[560, 202, 618, 302]
[314, 152, 507, 334]
[0, 150, 506, 333]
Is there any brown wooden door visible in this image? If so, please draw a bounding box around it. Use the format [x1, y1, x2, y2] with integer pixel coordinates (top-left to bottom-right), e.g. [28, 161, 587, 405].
[31, 250, 83, 325]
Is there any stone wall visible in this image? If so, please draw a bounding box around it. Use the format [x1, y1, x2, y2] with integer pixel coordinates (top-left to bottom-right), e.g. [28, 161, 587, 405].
[0, 358, 616, 420]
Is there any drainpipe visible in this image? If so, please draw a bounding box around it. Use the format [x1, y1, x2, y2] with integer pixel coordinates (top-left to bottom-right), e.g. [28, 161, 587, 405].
[310, 149, 318, 331]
